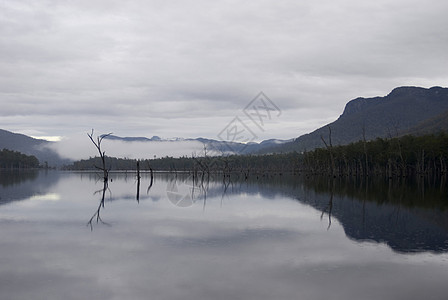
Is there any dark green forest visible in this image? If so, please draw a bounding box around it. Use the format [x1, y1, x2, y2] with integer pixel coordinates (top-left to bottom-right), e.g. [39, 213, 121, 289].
[0, 149, 40, 169]
[304, 132, 448, 177]
[65, 133, 448, 179]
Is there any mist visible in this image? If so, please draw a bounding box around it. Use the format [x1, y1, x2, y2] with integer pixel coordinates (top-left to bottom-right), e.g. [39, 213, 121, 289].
[50, 134, 208, 161]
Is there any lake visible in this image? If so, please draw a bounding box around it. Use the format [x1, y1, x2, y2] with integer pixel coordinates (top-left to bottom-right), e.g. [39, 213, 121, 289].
[1, 170, 448, 300]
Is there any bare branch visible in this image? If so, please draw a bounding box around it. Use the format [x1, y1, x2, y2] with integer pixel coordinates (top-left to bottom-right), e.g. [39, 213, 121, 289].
[87, 129, 112, 182]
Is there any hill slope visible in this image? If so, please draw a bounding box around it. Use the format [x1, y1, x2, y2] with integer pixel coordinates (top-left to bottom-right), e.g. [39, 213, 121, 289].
[0, 129, 67, 166]
[266, 86, 448, 153]
[404, 110, 448, 136]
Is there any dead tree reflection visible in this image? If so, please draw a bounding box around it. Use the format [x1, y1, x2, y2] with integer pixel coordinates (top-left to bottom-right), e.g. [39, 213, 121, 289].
[87, 179, 111, 230]
[136, 161, 141, 202]
[221, 175, 231, 207]
[192, 170, 210, 211]
[320, 179, 334, 230]
[147, 161, 154, 194]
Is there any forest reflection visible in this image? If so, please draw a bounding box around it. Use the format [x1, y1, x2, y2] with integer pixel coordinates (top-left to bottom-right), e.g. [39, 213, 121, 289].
[82, 171, 448, 253]
[85, 171, 448, 212]
[0, 169, 39, 187]
[302, 174, 448, 210]
[300, 175, 448, 253]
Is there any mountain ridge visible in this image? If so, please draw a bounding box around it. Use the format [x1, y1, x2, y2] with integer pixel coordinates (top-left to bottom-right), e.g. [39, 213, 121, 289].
[104, 134, 291, 155]
[262, 86, 448, 153]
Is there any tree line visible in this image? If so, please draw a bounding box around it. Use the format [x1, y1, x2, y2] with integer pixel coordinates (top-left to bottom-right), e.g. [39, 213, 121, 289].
[65, 132, 448, 179]
[0, 149, 40, 169]
[303, 132, 448, 178]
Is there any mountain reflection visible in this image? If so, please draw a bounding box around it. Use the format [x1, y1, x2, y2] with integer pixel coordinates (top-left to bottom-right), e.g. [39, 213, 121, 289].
[300, 175, 448, 253]
[0, 169, 39, 187]
[0, 170, 60, 205]
[2, 170, 446, 253]
[162, 173, 448, 253]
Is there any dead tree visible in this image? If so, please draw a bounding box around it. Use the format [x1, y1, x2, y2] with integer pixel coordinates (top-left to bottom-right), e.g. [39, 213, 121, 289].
[321, 126, 336, 177]
[87, 129, 112, 182]
[362, 124, 369, 177]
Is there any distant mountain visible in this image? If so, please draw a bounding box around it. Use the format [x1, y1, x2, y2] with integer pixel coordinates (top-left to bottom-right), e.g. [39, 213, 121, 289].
[264, 86, 448, 153]
[0, 129, 68, 167]
[104, 135, 164, 142]
[104, 134, 291, 155]
[0, 129, 290, 166]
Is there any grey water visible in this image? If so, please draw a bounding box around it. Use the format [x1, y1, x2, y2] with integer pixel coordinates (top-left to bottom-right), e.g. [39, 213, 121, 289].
[1, 170, 448, 300]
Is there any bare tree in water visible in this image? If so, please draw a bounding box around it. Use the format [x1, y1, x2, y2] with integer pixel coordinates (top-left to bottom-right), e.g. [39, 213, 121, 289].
[87, 129, 112, 182]
[86, 129, 112, 230]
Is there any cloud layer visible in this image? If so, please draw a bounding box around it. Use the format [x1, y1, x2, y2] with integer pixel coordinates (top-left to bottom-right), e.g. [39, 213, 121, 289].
[51, 134, 206, 160]
[1, 0, 447, 142]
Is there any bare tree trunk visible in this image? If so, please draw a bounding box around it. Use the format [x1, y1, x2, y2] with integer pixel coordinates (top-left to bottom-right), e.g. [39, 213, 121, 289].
[87, 129, 112, 182]
[321, 126, 336, 177]
[362, 125, 368, 177]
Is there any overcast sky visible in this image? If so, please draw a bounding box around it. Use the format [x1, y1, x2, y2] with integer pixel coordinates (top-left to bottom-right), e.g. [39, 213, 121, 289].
[1, 0, 448, 143]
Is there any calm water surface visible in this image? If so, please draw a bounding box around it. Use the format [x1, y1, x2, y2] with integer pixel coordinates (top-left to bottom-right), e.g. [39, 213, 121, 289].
[1, 170, 447, 300]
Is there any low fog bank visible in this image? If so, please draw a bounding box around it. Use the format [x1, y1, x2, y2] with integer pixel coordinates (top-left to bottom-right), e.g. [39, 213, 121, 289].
[48, 134, 210, 161]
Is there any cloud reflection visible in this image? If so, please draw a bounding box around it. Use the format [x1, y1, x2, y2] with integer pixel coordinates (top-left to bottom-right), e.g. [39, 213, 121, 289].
[1, 172, 448, 300]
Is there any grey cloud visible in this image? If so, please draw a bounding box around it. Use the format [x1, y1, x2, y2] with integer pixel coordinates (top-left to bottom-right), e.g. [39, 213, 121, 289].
[1, 0, 447, 140]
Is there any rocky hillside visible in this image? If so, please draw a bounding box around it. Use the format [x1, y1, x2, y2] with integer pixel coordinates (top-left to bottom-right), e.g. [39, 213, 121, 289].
[264, 86, 448, 153]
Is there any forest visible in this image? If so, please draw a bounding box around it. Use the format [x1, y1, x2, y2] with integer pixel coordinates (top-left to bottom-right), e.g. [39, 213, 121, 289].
[65, 132, 448, 179]
[304, 132, 448, 178]
[0, 149, 40, 169]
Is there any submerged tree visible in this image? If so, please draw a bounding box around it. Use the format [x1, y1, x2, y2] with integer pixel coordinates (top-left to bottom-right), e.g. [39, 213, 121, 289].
[320, 126, 336, 177]
[87, 129, 112, 182]
[86, 129, 112, 230]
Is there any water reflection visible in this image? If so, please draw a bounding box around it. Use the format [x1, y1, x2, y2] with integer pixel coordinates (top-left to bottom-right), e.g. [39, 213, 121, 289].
[87, 176, 110, 230]
[0, 169, 39, 187]
[78, 171, 448, 253]
[86, 171, 156, 230]
[231, 174, 448, 253]
[0, 170, 60, 205]
[301, 175, 448, 253]
[303, 175, 448, 210]
[166, 172, 210, 208]
[1, 171, 448, 300]
[319, 179, 334, 230]
[1, 170, 447, 254]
